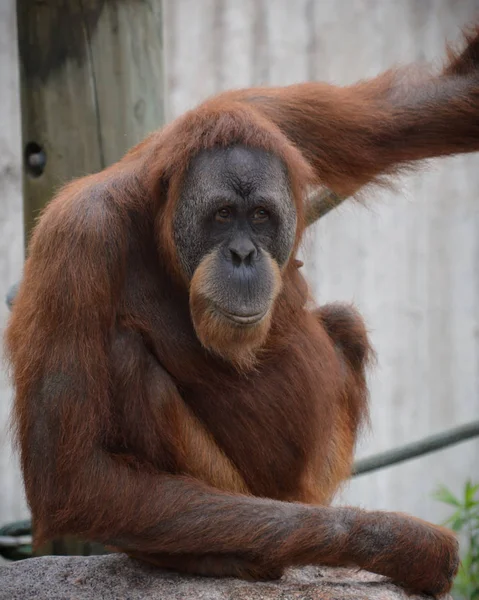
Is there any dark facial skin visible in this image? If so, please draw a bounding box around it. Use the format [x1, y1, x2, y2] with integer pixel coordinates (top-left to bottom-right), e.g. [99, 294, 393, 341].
[174, 145, 296, 324]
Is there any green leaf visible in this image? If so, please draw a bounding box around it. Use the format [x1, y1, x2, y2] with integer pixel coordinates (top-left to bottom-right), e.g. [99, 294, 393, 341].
[445, 511, 466, 532]
[434, 480, 479, 599]
[465, 481, 479, 509]
[434, 485, 461, 507]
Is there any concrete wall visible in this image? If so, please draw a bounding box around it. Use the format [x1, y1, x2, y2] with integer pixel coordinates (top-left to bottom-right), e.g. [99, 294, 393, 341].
[1, 0, 478, 527]
[0, 1, 26, 524]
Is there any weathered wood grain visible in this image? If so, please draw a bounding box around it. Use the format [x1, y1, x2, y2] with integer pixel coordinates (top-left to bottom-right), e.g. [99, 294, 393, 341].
[17, 0, 164, 240]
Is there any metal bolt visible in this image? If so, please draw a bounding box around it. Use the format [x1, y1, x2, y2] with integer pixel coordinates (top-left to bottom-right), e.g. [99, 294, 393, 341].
[25, 142, 46, 177]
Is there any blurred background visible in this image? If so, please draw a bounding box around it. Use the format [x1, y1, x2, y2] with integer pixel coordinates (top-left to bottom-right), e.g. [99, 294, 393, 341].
[0, 0, 478, 538]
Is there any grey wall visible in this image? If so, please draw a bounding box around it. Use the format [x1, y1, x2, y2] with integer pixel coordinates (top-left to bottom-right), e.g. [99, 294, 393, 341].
[1, 0, 478, 528]
[0, 1, 26, 524]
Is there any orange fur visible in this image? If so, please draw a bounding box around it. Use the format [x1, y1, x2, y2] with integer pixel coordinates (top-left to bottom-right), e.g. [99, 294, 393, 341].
[5, 24, 477, 596]
[175, 395, 250, 494]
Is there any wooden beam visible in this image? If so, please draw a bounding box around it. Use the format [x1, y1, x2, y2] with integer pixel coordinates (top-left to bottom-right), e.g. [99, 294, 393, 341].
[16, 0, 165, 242]
[305, 188, 348, 226]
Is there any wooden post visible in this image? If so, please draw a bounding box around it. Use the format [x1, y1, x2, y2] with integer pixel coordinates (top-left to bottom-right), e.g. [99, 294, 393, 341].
[16, 0, 165, 241]
[15, 0, 165, 554]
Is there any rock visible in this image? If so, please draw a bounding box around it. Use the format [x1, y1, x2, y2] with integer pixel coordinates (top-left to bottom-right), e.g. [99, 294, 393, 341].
[0, 553, 449, 600]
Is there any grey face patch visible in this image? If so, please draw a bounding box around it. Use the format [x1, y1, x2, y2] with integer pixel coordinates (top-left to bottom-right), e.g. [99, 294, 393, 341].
[173, 145, 297, 278]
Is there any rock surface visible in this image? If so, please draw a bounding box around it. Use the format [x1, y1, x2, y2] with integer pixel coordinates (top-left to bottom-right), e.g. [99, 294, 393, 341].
[0, 553, 449, 600]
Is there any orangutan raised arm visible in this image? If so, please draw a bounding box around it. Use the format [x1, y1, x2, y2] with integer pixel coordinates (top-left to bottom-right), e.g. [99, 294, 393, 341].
[234, 24, 479, 197]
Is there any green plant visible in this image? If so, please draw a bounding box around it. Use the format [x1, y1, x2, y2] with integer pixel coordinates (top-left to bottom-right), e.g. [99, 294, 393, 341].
[434, 480, 479, 600]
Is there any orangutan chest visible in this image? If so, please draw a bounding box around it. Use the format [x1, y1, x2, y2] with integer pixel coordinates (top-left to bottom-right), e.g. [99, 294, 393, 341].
[180, 364, 338, 500]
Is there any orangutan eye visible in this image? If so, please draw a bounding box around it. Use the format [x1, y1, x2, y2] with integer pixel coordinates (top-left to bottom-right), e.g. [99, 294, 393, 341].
[215, 207, 232, 222]
[252, 207, 270, 222]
